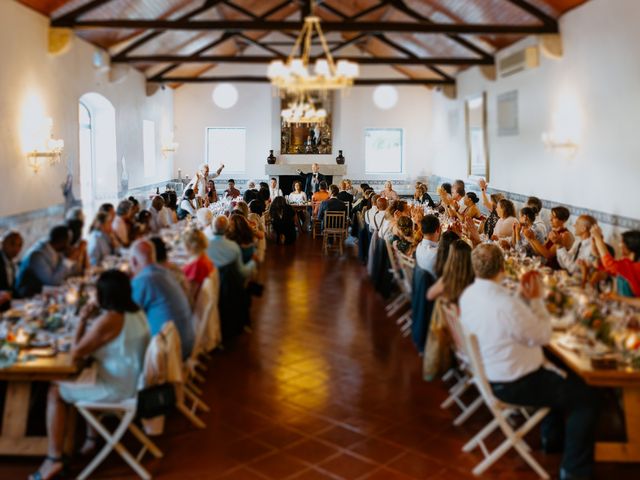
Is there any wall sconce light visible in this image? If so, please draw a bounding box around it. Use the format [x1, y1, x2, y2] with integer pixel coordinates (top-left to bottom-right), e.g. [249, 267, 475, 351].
[541, 131, 578, 157]
[161, 133, 179, 157]
[26, 117, 64, 173]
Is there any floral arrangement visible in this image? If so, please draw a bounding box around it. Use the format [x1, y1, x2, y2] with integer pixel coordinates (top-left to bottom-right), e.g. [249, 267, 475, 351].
[0, 341, 20, 369]
[578, 302, 612, 345]
[504, 257, 519, 280]
[612, 316, 640, 369]
[545, 285, 574, 317]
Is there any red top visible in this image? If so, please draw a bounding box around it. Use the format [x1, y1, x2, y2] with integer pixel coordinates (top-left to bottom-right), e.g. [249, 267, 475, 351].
[601, 253, 640, 297]
[183, 254, 215, 285]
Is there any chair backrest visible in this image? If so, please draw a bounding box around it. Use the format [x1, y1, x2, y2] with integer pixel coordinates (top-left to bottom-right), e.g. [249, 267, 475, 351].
[465, 333, 501, 408]
[142, 321, 184, 388]
[395, 248, 415, 293]
[440, 300, 469, 364]
[191, 270, 221, 354]
[384, 238, 404, 284]
[324, 211, 346, 231]
[342, 201, 350, 218]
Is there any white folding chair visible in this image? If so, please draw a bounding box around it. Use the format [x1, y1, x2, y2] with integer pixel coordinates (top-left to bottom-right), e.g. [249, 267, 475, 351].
[384, 239, 411, 320]
[463, 334, 550, 479]
[394, 248, 415, 337]
[439, 301, 484, 426]
[75, 397, 163, 480]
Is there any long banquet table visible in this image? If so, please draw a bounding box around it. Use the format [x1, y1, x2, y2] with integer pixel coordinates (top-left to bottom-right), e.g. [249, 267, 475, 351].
[549, 333, 640, 462]
[0, 352, 78, 455]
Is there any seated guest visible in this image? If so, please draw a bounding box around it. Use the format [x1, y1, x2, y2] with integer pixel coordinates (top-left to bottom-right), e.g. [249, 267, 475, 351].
[128, 196, 140, 217]
[433, 230, 461, 280]
[182, 228, 214, 303]
[524, 206, 574, 269]
[224, 179, 241, 199]
[344, 179, 357, 198]
[492, 198, 518, 242]
[288, 181, 307, 204]
[435, 182, 453, 211]
[527, 196, 548, 239]
[30, 270, 150, 480]
[99, 203, 115, 224]
[270, 197, 297, 245]
[452, 192, 481, 221]
[415, 215, 440, 276]
[65, 207, 85, 248]
[112, 200, 134, 248]
[370, 197, 387, 233]
[232, 200, 249, 218]
[196, 207, 214, 231]
[248, 199, 266, 217]
[380, 181, 399, 201]
[205, 179, 218, 205]
[513, 206, 543, 255]
[16, 225, 83, 297]
[337, 180, 354, 206]
[0, 231, 23, 311]
[449, 184, 467, 212]
[364, 194, 379, 230]
[380, 200, 408, 239]
[460, 244, 599, 480]
[206, 216, 256, 278]
[556, 215, 597, 275]
[417, 184, 436, 208]
[390, 216, 418, 256]
[427, 239, 474, 302]
[592, 225, 640, 297]
[227, 214, 257, 263]
[312, 181, 331, 217]
[160, 192, 177, 225]
[318, 184, 347, 224]
[478, 179, 504, 238]
[148, 196, 167, 232]
[269, 178, 283, 201]
[149, 237, 190, 301]
[134, 210, 152, 238]
[87, 212, 115, 267]
[177, 188, 197, 220]
[131, 239, 194, 357]
[248, 207, 267, 263]
[243, 181, 259, 203]
[258, 182, 271, 203]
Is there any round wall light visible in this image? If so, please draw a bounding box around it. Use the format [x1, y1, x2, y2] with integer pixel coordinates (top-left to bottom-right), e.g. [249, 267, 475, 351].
[373, 85, 399, 110]
[212, 83, 238, 109]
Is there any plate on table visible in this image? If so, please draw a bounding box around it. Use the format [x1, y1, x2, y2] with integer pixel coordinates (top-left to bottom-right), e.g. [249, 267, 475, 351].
[27, 347, 57, 357]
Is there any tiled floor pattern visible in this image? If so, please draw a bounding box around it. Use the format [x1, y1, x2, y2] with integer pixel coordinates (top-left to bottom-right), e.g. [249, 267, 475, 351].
[1, 235, 639, 479]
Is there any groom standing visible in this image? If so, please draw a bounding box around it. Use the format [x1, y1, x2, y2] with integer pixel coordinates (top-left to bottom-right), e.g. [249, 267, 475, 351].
[297, 163, 326, 199]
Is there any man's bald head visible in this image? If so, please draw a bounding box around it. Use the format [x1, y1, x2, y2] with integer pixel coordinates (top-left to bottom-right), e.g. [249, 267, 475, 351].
[213, 215, 229, 235]
[130, 239, 156, 275]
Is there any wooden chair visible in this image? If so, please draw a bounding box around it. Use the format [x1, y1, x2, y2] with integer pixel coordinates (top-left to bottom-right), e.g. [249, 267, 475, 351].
[394, 247, 416, 337]
[384, 239, 411, 319]
[463, 333, 550, 478]
[311, 201, 323, 238]
[322, 211, 347, 255]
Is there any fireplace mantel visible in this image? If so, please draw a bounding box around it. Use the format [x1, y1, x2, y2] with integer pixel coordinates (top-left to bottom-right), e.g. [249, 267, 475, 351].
[265, 164, 346, 176]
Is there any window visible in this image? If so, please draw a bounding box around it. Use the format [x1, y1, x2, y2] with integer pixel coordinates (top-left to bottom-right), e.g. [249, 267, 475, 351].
[206, 127, 246, 173]
[364, 128, 403, 174]
[143, 120, 156, 178]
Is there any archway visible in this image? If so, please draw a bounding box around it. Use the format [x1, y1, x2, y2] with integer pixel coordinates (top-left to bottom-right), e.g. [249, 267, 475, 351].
[78, 92, 118, 213]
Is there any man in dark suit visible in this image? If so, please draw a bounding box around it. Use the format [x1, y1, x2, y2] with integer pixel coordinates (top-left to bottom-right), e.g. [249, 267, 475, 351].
[297, 163, 326, 199]
[317, 185, 347, 228]
[242, 181, 259, 203]
[0, 231, 23, 311]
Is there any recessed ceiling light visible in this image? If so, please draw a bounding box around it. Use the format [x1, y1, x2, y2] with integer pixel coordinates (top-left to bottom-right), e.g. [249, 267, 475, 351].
[373, 85, 399, 110]
[212, 83, 238, 109]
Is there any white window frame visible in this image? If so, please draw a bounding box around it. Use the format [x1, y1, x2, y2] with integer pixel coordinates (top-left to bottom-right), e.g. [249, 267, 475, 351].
[205, 127, 247, 174]
[364, 127, 404, 175]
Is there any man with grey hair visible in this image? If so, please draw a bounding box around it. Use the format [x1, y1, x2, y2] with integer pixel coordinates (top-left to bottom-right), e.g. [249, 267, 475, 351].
[187, 163, 225, 204]
[459, 243, 598, 480]
[205, 216, 255, 279]
[297, 163, 326, 199]
[130, 239, 194, 358]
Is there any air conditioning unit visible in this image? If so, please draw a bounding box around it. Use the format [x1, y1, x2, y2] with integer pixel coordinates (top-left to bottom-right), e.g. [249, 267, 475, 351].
[498, 46, 539, 78]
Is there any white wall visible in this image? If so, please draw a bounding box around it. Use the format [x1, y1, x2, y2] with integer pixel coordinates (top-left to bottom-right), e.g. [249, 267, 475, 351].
[0, 0, 174, 217]
[174, 63, 433, 182]
[429, 0, 640, 221]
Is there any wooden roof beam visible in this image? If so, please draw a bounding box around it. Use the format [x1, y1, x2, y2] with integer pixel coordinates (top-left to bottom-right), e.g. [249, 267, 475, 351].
[152, 76, 454, 85]
[506, 0, 558, 28]
[56, 19, 559, 35]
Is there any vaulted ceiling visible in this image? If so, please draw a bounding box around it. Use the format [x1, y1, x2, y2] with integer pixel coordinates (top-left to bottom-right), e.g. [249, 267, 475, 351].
[18, 0, 589, 87]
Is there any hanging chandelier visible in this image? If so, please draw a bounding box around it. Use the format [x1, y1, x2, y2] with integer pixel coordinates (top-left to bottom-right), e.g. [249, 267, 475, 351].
[267, 15, 359, 93]
[281, 94, 327, 125]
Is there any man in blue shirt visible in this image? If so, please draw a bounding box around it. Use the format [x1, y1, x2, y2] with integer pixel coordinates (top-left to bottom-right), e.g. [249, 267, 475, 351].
[130, 239, 194, 358]
[206, 216, 256, 279]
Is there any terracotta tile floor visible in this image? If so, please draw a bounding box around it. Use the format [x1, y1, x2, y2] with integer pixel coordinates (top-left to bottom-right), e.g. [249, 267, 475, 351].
[2, 235, 640, 479]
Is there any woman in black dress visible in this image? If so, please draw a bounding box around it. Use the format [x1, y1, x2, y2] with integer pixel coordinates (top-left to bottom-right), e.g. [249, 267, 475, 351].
[270, 197, 297, 245]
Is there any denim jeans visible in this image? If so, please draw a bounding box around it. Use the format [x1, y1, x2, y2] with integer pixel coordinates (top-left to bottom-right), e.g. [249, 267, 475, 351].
[490, 367, 599, 478]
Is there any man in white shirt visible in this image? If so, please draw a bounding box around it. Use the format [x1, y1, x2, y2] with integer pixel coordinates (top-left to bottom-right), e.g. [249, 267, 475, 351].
[460, 244, 598, 480]
[557, 215, 596, 275]
[371, 197, 387, 233]
[415, 215, 440, 277]
[187, 163, 224, 202]
[364, 194, 379, 231]
[269, 177, 283, 201]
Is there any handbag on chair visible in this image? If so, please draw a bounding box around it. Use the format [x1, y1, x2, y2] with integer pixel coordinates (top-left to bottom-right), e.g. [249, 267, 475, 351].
[136, 383, 176, 419]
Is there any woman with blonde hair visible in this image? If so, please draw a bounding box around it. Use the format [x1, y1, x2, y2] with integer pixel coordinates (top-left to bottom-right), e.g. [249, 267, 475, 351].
[182, 228, 214, 303]
[427, 240, 474, 303]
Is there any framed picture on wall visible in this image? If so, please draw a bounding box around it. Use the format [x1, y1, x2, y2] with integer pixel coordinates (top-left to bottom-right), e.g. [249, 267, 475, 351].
[465, 92, 490, 181]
